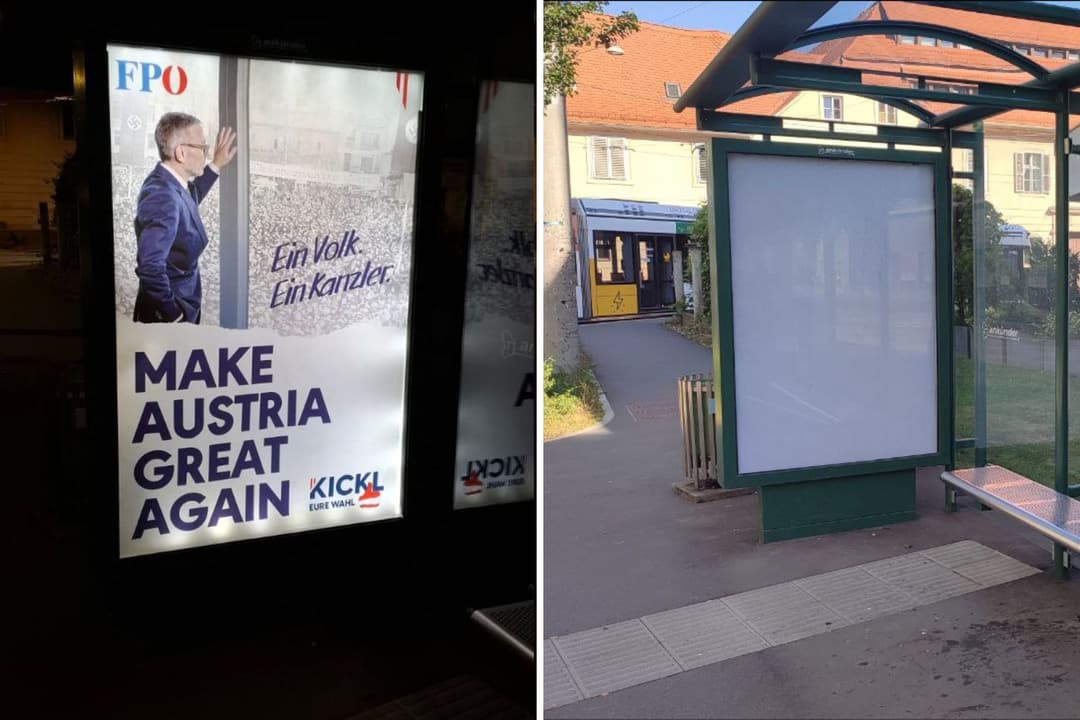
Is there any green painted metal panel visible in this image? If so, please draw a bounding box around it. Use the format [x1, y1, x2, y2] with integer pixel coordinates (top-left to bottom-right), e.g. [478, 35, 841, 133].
[787, 21, 1048, 79]
[751, 57, 1062, 111]
[707, 141, 735, 485]
[697, 109, 949, 145]
[759, 470, 917, 543]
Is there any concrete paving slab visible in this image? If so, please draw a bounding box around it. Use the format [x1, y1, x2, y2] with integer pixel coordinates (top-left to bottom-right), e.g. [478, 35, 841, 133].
[641, 599, 768, 670]
[552, 620, 682, 699]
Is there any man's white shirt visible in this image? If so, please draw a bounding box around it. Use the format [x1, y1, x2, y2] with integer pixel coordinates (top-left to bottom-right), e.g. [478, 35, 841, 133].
[160, 161, 220, 189]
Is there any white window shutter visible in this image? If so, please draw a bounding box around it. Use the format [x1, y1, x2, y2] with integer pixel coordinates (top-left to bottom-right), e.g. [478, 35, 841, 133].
[591, 137, 609, 179]
[610, 139, 627, 180]
[1042, 154, 1051, 194]
[1014, 153, 1023, 193]
[697, 144, 708, 183]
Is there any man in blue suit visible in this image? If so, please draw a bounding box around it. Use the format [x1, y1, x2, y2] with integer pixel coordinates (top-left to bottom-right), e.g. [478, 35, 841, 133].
[133, 112, 237, 323]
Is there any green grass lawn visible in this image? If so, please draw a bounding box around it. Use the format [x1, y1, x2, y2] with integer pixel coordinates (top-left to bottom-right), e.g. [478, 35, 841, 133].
[954, 356, 1080, 487]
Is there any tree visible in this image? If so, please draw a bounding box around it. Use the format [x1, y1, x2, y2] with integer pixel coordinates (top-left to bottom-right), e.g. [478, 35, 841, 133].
[688, 203, 711, 318]
[1026, 237, 1080, 314]
[543, 2, 640, 106]
[543, 2, 638, 371]
[952, 183, 1005, 326]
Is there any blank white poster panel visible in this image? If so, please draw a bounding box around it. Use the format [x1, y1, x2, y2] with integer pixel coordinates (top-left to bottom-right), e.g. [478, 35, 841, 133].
[728, 153, 937, 474]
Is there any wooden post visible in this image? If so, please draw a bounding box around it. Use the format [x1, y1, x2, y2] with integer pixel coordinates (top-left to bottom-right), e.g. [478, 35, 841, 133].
[704, 377, 716, 488]
[678, 376, 691, 482]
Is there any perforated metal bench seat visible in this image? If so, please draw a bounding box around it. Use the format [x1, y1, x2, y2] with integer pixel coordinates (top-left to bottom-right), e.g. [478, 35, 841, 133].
[941, 465, 1080, 555]
[470, 599, 535, 662]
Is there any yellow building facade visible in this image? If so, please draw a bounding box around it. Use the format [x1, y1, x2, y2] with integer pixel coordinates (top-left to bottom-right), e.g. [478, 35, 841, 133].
[0, 94, 76, 241]
[569, 91, 1060, 249]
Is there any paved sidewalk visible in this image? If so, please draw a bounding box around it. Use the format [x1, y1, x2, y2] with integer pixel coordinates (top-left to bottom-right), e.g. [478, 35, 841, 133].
[544, 318, 1080, 718]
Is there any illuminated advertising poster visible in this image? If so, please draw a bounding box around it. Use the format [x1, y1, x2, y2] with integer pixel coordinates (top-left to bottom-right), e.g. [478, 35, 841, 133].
[108, 45, 421, 556]
[453, 81, 535, 508]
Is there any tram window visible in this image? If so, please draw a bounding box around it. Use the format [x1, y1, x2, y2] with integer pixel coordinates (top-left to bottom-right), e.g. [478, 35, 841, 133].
[595, 232, 633, 283]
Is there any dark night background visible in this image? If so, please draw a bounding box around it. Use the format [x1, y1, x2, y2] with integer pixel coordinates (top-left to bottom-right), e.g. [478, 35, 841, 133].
[0, 3, 537, 717]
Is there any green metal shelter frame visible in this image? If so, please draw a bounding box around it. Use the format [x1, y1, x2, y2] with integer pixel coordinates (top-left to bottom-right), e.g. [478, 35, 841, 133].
[708, 138, 954, 492]
[676, 0, 1080, 569]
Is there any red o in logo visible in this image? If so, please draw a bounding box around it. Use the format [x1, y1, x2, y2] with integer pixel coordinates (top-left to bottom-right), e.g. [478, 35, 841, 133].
[161, 65, 188, 95]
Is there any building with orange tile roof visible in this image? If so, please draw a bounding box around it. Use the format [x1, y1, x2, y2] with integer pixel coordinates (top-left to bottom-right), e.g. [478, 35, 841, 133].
[564, 2, 1080, 319]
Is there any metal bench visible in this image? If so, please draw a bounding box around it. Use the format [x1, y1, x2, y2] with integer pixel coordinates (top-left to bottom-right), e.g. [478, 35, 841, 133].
[941, 465, 1080, 572]
[469, 599, 535, 662]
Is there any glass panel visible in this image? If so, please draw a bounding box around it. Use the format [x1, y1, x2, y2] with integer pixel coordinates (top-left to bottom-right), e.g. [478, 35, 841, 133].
[1067, 108, 1080, 489]
[453, 80, 535, 509]
[960, 114, 1059, 489]
[107, 45, 420, 557]
[728, 153, 937, 473]
[595, 232, 633, 283]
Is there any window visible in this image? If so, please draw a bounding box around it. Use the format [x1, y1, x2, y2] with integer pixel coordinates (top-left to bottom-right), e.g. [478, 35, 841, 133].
[1051, 49, 1066, 60]
[938, 39, 955, 48]
[1031, 47, 1048, 58]
[1014, 152, 1049, 194]
[664, 82, 681, 100]
[693, 144, 708, 184]
[359, 155, 375, 173]
[918, 36, 935, 46]
[1015, 45, 1030, 55]
[594, 232, 633, 283]
[59, 104, 75, 140]
[927, 82, 976, 95]
[953, 149, 974, 173]
[898, 35, 916, 45]
[877, 102, 897, 125]
[822, 95, 843, 121]
[1068, 50, 1079, 60]
[589, 136, 629, 181]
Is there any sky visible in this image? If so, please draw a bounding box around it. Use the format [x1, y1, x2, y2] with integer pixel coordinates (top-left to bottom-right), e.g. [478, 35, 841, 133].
[601, 1, 1080, 33]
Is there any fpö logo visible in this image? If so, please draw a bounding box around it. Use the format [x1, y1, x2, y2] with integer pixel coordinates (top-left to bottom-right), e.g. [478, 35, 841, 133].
[116, 59, 188, 95]
[307, 471, 384, 511]
[460, 455, 527, 496]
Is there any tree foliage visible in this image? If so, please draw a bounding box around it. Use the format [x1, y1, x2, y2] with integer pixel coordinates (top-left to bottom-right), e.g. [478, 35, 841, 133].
[952, 183, 1005, 325]
[543, 1, 639, 106]
[688, 203, 711, 317]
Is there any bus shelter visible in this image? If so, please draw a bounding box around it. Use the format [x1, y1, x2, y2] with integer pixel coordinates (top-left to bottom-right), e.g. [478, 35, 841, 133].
[677, 1, 1080, 577]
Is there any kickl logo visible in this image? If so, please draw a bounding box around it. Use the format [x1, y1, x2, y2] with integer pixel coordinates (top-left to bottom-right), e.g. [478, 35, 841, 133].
[460, 456, 528, 496]
[308, 471, 384, 511]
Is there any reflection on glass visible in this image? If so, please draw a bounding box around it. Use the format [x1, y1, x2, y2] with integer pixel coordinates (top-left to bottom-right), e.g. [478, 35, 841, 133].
[452, 79, 535, 509]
